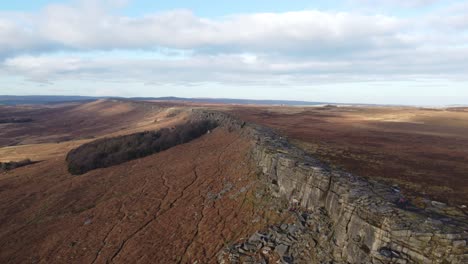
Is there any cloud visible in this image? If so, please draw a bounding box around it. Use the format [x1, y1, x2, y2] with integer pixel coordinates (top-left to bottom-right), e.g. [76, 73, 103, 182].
[0, 17, 44, 57]
[353, 0, 440, 8]
[423, 2, 468, 31]
[0, 2, 407, 56]
[0, 0, 466, 91]
[4, 43, 467, 87]
[4, 55, 87, 82]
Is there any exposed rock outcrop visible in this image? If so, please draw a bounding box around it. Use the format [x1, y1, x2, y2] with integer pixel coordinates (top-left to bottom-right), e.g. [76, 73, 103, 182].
[191, 109, 468, 264]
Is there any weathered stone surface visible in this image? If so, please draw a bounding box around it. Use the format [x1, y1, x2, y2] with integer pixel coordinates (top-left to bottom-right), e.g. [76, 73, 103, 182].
[191, 110, 468, 264]
[249, 132, 468, 263]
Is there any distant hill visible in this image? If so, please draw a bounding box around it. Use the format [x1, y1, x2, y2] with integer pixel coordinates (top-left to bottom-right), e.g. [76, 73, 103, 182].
[132, 96, 327, 106]
[0, 95, 101, 105]
[0, 95, 327, 106]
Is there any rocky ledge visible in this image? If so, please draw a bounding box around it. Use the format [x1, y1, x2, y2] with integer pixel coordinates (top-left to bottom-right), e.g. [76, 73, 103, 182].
[191, 110, 468, 264]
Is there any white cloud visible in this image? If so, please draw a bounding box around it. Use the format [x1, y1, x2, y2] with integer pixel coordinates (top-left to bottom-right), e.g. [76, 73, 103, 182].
[0, 17, 44, 56]
[0, 0, 466, 93]
[1, 2, 407, 55]
[4, 44, 467, 87]
[353, 0, 440, 8]
[423, 2, 468, 31]
[4, 55, 87, 82]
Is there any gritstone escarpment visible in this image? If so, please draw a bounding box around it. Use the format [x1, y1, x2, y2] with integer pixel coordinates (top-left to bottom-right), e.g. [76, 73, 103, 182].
[0, 104, 466, 264]
[192, 110, 468, 264]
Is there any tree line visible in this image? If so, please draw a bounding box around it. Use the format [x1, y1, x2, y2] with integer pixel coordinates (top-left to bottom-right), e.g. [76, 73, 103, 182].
[66, 120, 218, 175]
[0, 159, 34, 172]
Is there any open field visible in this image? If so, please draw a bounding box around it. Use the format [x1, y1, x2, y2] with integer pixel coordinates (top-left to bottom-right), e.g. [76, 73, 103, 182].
[229, 105, 468, 207]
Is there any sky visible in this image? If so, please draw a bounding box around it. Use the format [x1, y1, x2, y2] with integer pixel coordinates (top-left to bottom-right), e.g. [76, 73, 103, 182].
[0, 0, 467, 105]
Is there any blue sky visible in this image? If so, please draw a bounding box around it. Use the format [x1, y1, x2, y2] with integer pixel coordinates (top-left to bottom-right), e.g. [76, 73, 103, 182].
[0, 0, 467, 105]
[1, 0, 345, 16]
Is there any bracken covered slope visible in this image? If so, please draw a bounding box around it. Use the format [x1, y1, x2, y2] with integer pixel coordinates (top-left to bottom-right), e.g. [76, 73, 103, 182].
[0, 126, 286, 263]
[0, 104, 466, 263]
[0, 99, 181, 147]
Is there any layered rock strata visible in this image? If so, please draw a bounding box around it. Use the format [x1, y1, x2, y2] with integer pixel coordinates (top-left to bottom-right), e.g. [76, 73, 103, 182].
[192, 109, 468, 264]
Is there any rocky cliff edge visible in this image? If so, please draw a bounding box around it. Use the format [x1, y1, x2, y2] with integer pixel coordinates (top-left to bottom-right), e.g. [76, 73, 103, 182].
[191, 109, 467, 264]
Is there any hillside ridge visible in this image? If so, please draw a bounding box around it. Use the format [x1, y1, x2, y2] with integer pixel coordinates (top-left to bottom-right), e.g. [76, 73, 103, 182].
[191, 109, 468, 263]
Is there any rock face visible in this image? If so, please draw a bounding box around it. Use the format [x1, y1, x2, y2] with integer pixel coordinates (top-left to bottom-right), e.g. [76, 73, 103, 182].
[191, 110, 468, 264]
[218, 211, 324, 264]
